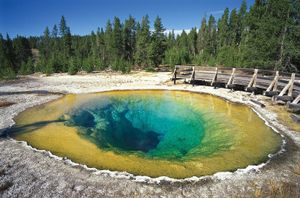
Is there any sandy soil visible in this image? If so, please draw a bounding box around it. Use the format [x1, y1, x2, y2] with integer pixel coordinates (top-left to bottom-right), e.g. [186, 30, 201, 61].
[0, 71, 300, 198]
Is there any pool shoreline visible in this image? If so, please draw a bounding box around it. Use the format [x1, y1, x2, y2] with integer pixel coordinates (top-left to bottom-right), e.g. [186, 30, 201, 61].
[8, 89, 286, 182]
[0, 72, 299, 197]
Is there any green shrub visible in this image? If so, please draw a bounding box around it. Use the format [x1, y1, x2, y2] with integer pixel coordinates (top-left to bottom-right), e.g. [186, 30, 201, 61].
[0, 66, 16, 79]
[18, 58, 34, 75]
[145, 66, 155, 72]
[68, 58, 78, 75]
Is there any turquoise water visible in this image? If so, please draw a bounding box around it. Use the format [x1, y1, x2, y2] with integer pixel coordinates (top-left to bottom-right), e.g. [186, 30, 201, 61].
[13, 90, 282, 178]
[65, 95, 206, 159]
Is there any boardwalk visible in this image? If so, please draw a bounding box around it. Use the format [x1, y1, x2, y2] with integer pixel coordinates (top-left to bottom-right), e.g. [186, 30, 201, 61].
[171, 65, 300, 113]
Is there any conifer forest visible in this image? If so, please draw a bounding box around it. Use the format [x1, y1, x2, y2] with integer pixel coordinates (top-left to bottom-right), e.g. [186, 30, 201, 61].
[1, 0, 300, 78]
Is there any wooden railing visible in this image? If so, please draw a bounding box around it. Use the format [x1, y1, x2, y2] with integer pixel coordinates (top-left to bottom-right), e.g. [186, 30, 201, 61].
[171, 65, 300, 113]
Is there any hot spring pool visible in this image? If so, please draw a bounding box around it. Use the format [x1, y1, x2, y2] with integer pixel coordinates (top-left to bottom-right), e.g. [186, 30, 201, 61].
[11, 90, 282, 178]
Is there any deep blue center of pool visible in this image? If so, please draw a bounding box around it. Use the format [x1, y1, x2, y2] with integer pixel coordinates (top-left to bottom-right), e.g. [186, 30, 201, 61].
[66, 95, 206, 159]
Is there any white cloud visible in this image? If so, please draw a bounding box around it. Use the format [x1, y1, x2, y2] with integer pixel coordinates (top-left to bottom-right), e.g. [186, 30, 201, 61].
[207, 10, 224, 16]
[164, 29, 191, 36]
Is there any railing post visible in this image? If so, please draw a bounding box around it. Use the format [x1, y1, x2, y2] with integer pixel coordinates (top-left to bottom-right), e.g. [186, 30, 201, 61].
[226, 68, 236, 88]
[190, 66, 195, 87]
[292, 93, 300, 104]
[211, 67, 218, 87]
[266, 71, 279, 92]
[279, 73, 295, 96]
[173, 67, 177, 85]
[247, 69, 258, 89]
[288, 73, 295, 96]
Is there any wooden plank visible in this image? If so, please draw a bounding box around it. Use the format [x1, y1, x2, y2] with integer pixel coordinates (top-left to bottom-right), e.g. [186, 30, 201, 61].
[189, 67, 195, 86]
[273, 71, 279, 91]
[173, 66, 300, 96]
[266, 71, 279, 92]
[173, 67, 177, 85]
[226, 68, 236, 88]
[247, 69, 258, 88]
[279, 73, 295, 96]
[211, 67, 218, 86]
[288, 73, 295, 96]
[292, 93, 300, 104]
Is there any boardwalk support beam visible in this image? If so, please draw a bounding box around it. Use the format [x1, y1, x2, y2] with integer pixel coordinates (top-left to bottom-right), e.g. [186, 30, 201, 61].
[189, 67, 195, 86]
[211, 67, 218, 87]
[287, 93, 300, 113]
[275, 73, 295, 103]
[246, 69, 258, 92]
[226, 68, 236, 89]
[264, 71, 280, 97]
[173, 67, 177, 85]
[278, 73, 295, 97]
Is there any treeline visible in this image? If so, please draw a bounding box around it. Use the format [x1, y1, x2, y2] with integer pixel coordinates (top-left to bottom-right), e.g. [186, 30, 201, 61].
[1, 0, 300, 78]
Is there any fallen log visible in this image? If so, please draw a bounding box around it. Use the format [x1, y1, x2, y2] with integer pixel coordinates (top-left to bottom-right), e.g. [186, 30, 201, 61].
[250, 99, 265, 108]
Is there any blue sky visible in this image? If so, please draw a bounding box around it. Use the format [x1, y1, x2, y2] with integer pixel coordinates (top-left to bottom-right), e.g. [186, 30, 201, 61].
[0, 0, 254, 37]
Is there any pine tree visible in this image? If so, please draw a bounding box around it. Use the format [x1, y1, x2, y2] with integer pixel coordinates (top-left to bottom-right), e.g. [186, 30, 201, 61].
[188, 28, 198, 58]
[104, 20, 114, 64]
[217, 8, 230, 48]
[228, 9, 239, 46]
[58, 16, 72, 71]
[52, 25, 58, 38]
[241, 0, 290, 69]
[283, 0, 300, 72]
[0, 34, 16, 78]
[5, 34, 17, 71]
[196, 17, 207, 63]
[96, 28, 106, 69]
[59, 16, 67, 36]
[216, 8, 230, 65]
[135, 15, 151, 66]
[68, 57, 78, 75]
[13, 36, 32, 72]
[237, 0, 247, 45]
[166, 30, 176, 49]
[205, 15, 217, 65]
[149, 16, 166, 67]
[112, 17, 124, 60]
[123, 15, 136, 63]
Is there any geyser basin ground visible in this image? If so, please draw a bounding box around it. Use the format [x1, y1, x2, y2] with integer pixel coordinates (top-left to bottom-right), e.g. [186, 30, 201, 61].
[11, 90, 282, 179]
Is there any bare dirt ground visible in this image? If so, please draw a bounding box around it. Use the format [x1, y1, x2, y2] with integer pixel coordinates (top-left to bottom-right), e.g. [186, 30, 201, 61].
[0, 71, 300, 198]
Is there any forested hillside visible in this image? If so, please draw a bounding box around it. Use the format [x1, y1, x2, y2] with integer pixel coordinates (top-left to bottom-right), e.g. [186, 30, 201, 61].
[0, 0, 299, 78]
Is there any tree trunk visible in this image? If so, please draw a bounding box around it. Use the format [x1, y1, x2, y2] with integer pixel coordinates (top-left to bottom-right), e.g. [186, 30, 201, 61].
[277, 11, 289, 70]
